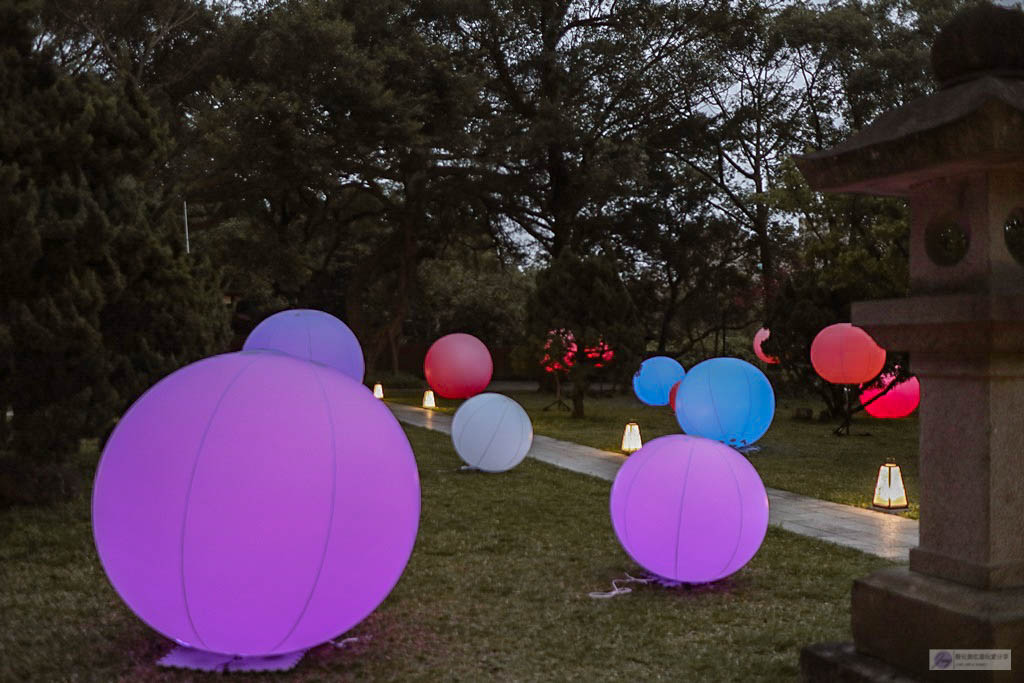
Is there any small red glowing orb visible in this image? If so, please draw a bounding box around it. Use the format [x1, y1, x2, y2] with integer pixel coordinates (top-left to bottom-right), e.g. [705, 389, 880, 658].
[753, 327, 779, 364]
[860, 374, 920, 419]
[424, 333, 493, 399]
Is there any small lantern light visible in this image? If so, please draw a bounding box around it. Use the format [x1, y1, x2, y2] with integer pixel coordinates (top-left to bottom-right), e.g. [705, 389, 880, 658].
[621, 422, 643, 454]
[373, 383, 384, 399]
[422, 390, 436, 409]
[872, 463, 908, 510]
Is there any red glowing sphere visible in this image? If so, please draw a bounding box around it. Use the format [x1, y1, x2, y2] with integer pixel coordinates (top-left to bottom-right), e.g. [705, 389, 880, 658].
[860, 374, 920, 419]
[668, 380, 682, 412]
[753, 327, 779, 364]
[424, 333, 493, 399]
[810, 323, 886, 385]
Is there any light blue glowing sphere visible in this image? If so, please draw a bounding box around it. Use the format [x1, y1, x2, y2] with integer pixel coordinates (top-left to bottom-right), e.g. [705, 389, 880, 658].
[674, 357, 775, 447]
[632, 356, 686, 406]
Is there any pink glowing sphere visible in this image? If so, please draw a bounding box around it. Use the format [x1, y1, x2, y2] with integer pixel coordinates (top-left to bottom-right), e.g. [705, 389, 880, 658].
[860, 374, 921, 419]
[610, 435, 769, 583]
[753, 327, 779, 364]
[424, 333, 493, 399]
[243, 309, 364, 382]
[810, 323, 886, 385]
[92, 352, 420, 656]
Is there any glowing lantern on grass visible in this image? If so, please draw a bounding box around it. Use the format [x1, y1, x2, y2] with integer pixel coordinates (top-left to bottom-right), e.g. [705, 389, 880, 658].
[675, 358, 775, 447]
[610, 435, 769, 583]
[632, 356, 686, 406]
[860, 374, 920, 419]
[373, 383, 384, 399]
[92, 352, 420, 656]
[621, 422, 643, 453]
[243, 309, 365, 382]
[810, 323, 886, 385]
[422, 390, 436, 409]
[424, 333, 492, 399]
[753, 327, 779, 364]
[873, 463, 909, 510]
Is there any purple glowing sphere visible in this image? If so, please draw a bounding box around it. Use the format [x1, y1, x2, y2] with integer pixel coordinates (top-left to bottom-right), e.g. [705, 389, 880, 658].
[610, 435, 769, 583]
[243, 309, 365, 382]
[92, 352, 420, 656]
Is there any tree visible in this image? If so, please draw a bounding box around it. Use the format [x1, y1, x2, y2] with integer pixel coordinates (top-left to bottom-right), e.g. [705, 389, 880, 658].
[0, 0, 229, 505]
[434, 0, 719, 258]
[756, 0, 966, 419]
[527, 250, 641, 417]
[185, 0, 485, 373]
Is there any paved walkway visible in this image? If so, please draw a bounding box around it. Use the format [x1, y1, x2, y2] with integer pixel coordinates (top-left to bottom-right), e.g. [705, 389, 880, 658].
[388, 402, 919, 563]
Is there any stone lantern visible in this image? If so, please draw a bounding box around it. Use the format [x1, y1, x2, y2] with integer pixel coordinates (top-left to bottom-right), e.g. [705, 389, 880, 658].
[795, 3, 1024, 681]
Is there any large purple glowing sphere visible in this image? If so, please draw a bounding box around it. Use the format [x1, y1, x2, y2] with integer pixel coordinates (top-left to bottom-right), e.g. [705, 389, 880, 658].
[610, 435, 769, 583]
[243, 309, 365, 382]
[92, 352, 420, 656]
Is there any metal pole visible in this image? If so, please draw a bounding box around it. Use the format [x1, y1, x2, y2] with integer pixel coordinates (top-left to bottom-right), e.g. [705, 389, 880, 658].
[184, 200, 190, 254]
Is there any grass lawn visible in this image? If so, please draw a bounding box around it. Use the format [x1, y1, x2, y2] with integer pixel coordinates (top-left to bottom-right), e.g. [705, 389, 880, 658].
[385, 389, 920, 519]
[1, 426, 892, 681]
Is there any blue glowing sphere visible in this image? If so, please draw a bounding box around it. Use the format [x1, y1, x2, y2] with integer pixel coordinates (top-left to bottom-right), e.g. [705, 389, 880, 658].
[674, 357, 775, 447]
[632, 356, 686, 406]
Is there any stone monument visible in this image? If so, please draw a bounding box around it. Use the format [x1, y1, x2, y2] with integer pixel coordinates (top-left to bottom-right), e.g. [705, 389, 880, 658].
[795, 3, 1024, 681]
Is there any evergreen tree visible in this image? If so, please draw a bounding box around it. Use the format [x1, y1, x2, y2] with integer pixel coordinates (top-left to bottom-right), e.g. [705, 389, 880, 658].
[0, 0, 230, 505]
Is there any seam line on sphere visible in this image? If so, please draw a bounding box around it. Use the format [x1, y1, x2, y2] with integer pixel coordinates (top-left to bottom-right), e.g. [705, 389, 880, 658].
[305, 315, 314, 362]
[621, 447, 660, 558]
[452, 395, 491, 454]
[179, 354, 263, 650]
[716, 451, 746, 579]
[264, 316, 285, 353]
[501, 403, 528, 471]
[270, 363, 339, 652]
[839, 327, 847, 384]
[476, 402, 511, 469]
[672, 440, 696, 580]
[706, 367, 726, 441]
[741, 364, 753, 445]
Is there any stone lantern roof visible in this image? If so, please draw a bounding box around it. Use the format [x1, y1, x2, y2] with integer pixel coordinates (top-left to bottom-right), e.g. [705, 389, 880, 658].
[794, 2, 1024, 196]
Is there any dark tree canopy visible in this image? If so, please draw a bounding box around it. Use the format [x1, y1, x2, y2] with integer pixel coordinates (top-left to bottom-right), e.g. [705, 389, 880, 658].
[0, 0, 229, 504]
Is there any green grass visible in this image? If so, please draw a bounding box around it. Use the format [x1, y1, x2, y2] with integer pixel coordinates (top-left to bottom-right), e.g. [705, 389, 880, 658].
[1, 426, 892, 681]
[386, 389, 920, 519]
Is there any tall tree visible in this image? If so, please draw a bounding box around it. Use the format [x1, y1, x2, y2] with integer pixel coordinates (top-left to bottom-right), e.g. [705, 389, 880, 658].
[527, 249, 641, 417]
[758, 0, 965, 416]
[0, 0, 230, 505]
[433, 0, 719, 258]
[185, 0, 485, 372]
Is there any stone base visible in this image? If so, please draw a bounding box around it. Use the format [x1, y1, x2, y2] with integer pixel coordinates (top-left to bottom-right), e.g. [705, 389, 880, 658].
[843, 567, 1024, 681]
[801, 642, 920, 682]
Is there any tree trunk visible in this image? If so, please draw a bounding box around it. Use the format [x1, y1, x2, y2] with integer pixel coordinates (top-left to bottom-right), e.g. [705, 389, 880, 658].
[571, 382, 585, 418]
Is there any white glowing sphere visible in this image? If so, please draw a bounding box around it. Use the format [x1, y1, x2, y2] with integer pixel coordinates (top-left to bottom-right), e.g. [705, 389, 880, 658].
[451, 393, 533, 472]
